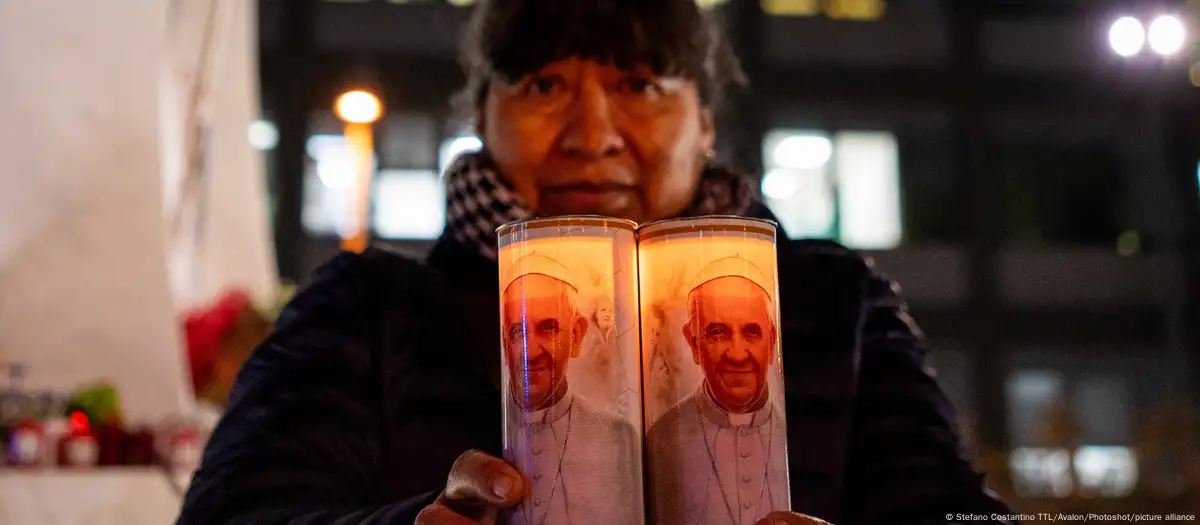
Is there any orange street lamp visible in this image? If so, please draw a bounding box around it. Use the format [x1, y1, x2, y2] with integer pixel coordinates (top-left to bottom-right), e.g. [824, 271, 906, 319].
[334, 89, 383, 253]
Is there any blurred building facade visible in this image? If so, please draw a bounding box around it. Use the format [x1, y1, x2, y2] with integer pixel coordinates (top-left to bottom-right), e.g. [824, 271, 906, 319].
[254, 0, 1200, 510]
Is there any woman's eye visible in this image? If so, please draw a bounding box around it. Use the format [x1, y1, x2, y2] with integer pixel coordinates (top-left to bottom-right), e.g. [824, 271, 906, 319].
[523, 76, 561, 96]
[623, 77, 663, 95]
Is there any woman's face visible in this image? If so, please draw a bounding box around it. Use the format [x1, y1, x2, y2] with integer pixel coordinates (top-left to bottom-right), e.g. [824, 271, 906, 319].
[479, 57, 714, 223]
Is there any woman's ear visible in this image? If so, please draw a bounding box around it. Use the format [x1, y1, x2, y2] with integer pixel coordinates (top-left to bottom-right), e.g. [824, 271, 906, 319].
[698, 107, 715, 157]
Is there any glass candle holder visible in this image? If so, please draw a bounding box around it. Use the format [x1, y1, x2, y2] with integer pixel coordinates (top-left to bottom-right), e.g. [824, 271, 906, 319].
[496, 216, 645, 525]
[637, 216, 790, 525]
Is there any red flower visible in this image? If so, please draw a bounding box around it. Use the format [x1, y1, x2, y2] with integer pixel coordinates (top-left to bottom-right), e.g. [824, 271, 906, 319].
[183, 289, 251, 392]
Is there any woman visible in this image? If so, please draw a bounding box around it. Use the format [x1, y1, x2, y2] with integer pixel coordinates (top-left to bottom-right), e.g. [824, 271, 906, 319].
[178, 0, 1013, 524]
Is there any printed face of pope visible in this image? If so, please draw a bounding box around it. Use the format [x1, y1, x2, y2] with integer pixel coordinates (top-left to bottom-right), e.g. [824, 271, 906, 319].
[683, 275, 777, 414]
[502, 273, 589, 411]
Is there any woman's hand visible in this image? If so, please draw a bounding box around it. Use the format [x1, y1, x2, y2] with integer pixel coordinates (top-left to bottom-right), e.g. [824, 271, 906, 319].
[415, 450, 526, 525]
[755, 511, 834, 525]
[414, 451, 826, 525]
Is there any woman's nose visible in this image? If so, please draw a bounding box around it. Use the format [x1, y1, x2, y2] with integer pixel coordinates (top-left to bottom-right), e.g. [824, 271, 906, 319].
[558, 78, 626, 158]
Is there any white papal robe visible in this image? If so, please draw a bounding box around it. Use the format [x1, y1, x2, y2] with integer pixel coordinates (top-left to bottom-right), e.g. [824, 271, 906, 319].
[505, 390, 643, 525]
[646, 382, 790, 525]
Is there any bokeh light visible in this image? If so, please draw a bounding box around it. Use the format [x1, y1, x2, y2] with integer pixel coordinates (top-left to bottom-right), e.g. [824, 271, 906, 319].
[247, 120, 278, 151]
[1109, 17, 1146, 58]
[335, 90, 383, 124]
[1148, 15, 1186, 56]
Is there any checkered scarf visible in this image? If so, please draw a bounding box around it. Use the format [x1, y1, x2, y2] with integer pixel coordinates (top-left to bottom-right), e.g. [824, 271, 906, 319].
[444, 151, 756, 260]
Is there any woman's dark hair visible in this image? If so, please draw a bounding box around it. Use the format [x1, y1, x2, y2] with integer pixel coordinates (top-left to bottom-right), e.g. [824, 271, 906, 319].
[457, 0, 747, 114]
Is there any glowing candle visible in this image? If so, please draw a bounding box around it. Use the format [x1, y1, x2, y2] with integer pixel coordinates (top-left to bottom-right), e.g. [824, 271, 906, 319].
[496, 216, 645, 525]
[638, 216, 791, 525]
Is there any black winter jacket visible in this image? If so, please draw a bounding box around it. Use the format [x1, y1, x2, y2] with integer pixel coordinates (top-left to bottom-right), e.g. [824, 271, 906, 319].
[177, 208, 1012, 525]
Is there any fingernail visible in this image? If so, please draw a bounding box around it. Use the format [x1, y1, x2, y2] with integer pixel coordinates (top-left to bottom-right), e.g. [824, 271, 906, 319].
[492, 475, 515, 497]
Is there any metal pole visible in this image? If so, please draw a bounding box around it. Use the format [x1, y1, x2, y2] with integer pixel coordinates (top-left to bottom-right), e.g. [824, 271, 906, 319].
[270, 0, 315, 283]
[948, 0, 1010, 452]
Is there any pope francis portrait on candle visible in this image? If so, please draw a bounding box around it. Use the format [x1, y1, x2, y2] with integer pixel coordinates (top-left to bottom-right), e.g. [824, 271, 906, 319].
[501, 253, 642, 525]
[646, 257, 790, 525]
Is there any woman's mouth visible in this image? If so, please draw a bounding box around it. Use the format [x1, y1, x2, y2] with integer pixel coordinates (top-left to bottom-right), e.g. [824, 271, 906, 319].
[541, 183, 638, 213]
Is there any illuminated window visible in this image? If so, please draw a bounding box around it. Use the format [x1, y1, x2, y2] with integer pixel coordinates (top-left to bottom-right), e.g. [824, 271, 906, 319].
[761, 0, 819, 17]
[1073, 374, 1131, 445]
[1074, 446, 1137, 497]
[302, 166, 351, 237]
[835, 132, 902, 248]
[1010, 447, 1074, 498]
[761, 0, 884, 19]
[1005, 369, 1065, 447]
[1005, 370, 1071, 499]
[761, 131, 835, 239]
[1010, 446, 1138, 498]
[761, 129, 902, 249]
[373, 169, 445, 239]
[303, 134, 446, 240]
[1005, 366, 1139, 498]
[825, 0, 885, 20]
[696, 0, 731, 10]
[302, 134, 374, 236]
